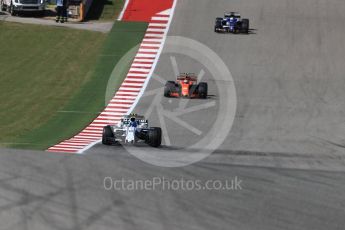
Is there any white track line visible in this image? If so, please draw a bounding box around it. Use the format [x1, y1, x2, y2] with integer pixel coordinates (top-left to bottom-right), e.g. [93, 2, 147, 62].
[149, 23, 167, 27]
[117, 0, 130, 21]
[151, 17, 169, 21]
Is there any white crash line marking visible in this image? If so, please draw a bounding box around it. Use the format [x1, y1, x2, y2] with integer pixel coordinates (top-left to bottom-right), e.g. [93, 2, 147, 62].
[151, 17, 169, 21]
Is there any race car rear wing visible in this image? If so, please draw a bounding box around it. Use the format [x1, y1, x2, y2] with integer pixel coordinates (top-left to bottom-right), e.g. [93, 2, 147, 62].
[224, 12, 241, 18]
[177, 73, 198, 81]
[121, 115, 147, 124]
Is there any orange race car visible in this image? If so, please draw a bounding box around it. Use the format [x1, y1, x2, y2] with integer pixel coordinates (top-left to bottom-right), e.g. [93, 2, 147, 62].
[164, 73, 208, 99]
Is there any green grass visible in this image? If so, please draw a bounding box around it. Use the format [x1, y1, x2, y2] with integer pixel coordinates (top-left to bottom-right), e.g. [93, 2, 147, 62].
[4, 21, 148, 150]
[0, 22, 106, 148]
[86, 0, 125, 21]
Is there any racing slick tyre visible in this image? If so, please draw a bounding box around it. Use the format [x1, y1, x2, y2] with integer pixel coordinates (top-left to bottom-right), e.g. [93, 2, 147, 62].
[241, 19, 249, 33]
[215, 18, 222, 33]
[146, 127, 162, 147]
[164, 81, 176, 97]
[102, 125, 115, 145]
[214, 26, 222, 33]
[198, 82, 208, 99]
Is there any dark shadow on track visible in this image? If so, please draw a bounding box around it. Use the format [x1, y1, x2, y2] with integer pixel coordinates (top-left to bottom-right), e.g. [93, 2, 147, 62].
[214, 28, 257, 35]
[95, 143, 339, 159]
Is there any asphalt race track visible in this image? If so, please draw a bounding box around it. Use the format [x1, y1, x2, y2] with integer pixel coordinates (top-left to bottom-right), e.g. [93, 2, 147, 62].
[1, 0, 345, 229]
[0, 147, 345, 229]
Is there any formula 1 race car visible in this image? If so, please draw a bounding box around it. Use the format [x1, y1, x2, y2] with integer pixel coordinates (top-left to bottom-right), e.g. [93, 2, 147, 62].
[102, 114, 162, 147]
[215, 12, 249, 34]
[164, 73, 208, 99]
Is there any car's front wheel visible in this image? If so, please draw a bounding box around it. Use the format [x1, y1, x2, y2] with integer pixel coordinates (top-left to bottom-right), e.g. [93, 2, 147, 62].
[102, 126, 115, 145]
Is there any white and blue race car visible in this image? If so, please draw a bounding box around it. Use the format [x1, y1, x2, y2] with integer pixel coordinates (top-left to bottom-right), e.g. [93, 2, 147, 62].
[215, 12, 249, 34]
[102, 114, 162, 147]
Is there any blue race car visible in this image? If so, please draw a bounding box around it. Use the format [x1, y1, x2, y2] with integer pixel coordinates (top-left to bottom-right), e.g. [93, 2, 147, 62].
[215, 12, 249, 34]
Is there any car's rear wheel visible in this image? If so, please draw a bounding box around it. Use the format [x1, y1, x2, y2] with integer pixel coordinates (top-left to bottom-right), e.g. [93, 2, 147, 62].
[146, 127, 162, 147]
[102, 126, 115, 145]
[241, 19, 249, 33]
[198, 82, 208, 99]
[164, 81, 176, 97]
